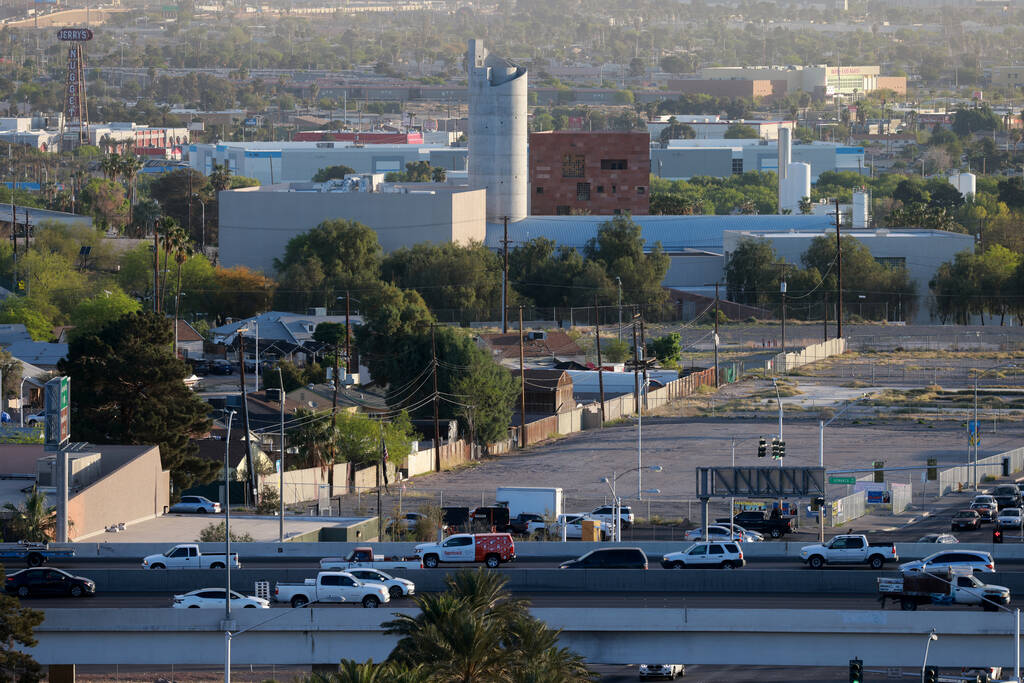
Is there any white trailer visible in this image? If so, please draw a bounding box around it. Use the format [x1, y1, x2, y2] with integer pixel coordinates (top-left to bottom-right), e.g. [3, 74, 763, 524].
[496, 487, 563, 519]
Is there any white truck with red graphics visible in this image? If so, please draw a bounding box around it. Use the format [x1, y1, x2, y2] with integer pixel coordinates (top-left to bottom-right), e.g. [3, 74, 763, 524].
[414, 533, 516, 568]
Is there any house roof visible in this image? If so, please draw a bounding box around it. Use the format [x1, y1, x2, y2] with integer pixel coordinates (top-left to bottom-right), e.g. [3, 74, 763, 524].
[210, 311, 362, 347]
[0, 324, 32, 346]
[511, 369, 572, 391]
[193, 429, 252, 468]
[176, 320, 204, 343]
[287, 383, 388, 413]
[478, 331, 584, 360]
[4, 341, 68, 368]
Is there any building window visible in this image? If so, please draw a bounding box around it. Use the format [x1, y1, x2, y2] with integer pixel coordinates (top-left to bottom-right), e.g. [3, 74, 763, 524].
[556, 205, 572, 215]
[601, 159, 627, 170]
[637, 186, 646, 195]
[536, 186, 544, 194]
[731, 159, 744, 174]
[611, 185, 617, 193]
[613, 208, 622, 215]
[577, 182, 591, 201]
[562, 154, 585, 178]
[596, 185, 604, 193]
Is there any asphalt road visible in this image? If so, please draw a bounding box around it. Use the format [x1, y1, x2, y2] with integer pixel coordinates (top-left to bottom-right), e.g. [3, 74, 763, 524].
[17, 590, 1024, 611]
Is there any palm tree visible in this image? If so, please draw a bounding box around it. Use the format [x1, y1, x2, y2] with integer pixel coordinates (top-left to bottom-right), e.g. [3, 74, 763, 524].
[287, 408, 338, 474]
[209, 162, 232, 193]
[306, 660, 429, 683]
[167, 223, 193, 354]
[100, 152, 121, 181]
[118, 153, 144, 227]
[3, 487, 56, 542]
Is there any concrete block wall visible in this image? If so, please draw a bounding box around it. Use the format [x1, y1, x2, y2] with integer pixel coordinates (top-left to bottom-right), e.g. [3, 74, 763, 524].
[776, 337, 847, 374]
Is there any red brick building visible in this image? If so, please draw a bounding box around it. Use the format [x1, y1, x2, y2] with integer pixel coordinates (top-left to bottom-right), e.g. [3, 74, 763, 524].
[529, 131, 650, 215]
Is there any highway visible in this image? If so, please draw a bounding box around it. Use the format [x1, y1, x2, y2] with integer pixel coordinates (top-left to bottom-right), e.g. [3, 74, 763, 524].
[17, 590, 1024, 611]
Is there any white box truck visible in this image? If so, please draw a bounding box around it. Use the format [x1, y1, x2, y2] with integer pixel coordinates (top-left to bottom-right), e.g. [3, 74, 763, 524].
[496, 487, 563, 519]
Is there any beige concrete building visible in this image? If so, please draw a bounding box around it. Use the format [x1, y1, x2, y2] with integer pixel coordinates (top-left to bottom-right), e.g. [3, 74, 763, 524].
[219, 182, 487, 273]
[700, 65, 891, 97]
[992, 66, 1024, 90]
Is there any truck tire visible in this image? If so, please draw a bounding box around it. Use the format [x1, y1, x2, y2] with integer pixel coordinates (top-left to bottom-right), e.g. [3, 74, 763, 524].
[808, 555, 825, 570]
[423, 554, 440, 569]
[869, 555, 885, 570]
[900, 598, 917, 611]
[362, 595, 380, 608]
[291, 595, 310, 608]
[210, 562, 225, 570]
[150, 563, 165, 570]
[770, 528, 783, 539]
[26, 553, 43, 567]
[485, 554, 501, 569]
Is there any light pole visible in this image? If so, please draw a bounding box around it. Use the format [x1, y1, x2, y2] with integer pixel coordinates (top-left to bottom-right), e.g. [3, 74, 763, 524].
[771, 377, 784, 510]
[601, 465, 662, 542]
[920, 629, 938, 683]
[18, 377, 28, 427]
[973, 363, 1018, 491]
[730, 435, 764, 527]
[615, 276, 622, 341]
[819, 393, 869, 542]
[223, 595, 328, 683]
[223, 409, 236, 622]
[192, 193, 206, 256]
[277, 367, 285, 543]
[637, 349, 649, 500]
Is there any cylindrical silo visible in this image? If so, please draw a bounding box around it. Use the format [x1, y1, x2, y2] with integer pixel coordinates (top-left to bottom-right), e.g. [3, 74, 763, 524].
[852, 190, 869, 228]
[948, 172, 976, 199]
[780, 161, 811, 213]
[468, 39, 528, 222]
[776, 127, 792, 214]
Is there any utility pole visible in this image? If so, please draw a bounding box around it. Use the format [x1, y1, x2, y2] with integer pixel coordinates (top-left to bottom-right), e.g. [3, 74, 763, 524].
[152, 227, 159, 313]
[638, 314, 648, 412]
[713, 283, 720, 387]
[277, 367, 285, 543]
[376, 419, 383, 541]
[518, 307, 526, 448]
[345, 290, 351, 373]
[502, 216, 509, 333]
[632, 317, 640, 415]
[238, 334, 255, 507]
[780, 266, 787, 355]
[431, 324, 441, 471]
[823, 292, 828, 343]
[594, 297, 605, 425]
[835, 198, 843, 339]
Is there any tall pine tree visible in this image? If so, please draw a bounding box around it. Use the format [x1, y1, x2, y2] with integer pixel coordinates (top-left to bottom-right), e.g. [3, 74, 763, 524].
[0, 567, 44, 682]
[58, 311, 217, 493]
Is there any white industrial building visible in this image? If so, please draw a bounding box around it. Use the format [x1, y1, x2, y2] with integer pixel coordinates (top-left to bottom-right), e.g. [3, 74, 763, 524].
[219, 179, 486, 274]
[652, 138, 866, 182]
[187, 141, 468, 186]
[647, 115, 795, 141]
[468, 39, 528, 222]
[721, 229, 976, 324]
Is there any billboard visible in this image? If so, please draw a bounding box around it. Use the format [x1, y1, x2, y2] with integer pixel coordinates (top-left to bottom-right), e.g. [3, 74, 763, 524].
[44, 376, 70, 452]
[56, 28, 93, 41]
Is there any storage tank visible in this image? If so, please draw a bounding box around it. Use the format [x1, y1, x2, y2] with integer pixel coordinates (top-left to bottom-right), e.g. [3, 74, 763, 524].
[948, 172, 976, 199]
[852, 190, 869, 228]
[776, 127, 792, 214]
[780, 162, 811, 213]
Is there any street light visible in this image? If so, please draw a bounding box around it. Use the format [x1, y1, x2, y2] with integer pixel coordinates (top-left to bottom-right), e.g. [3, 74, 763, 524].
[818, 393, 869, 542]
[192, 193, 206, 255]
[615, 276, 622, 341]
[222, 596, 330, 683]
[223, 409, 236, 622]
[771, 378, 784, 511]
[18, 377, 28, 427]
[920, 629, 938, 683]
[601, 465, 663, 542]
[973, 364, 1018, 490]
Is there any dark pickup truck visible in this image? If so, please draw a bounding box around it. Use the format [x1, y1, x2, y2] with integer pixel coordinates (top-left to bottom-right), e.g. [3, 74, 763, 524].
[717, 511, 794, 539]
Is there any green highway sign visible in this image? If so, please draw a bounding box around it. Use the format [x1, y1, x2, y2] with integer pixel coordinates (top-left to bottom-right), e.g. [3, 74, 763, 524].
[829, 476, 856, 485]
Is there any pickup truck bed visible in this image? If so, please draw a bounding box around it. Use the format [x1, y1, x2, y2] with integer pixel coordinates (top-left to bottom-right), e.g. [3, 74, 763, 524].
[0, 543, 75, 567]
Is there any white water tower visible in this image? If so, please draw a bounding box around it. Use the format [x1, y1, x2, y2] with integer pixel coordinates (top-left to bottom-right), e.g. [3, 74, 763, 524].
[948, 172, 976, 199]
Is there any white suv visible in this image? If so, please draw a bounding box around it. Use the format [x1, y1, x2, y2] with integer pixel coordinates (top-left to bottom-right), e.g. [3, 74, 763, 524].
[661, 542, 745, 569]
[528, 513, 606, 540]
[590, 504, 635, 529]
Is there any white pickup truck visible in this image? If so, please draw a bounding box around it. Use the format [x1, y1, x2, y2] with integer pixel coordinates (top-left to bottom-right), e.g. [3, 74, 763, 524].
[800, 534, 898, 570]
[319, 547, 422, 571]
[273, 571, 391, 608]
[142, 544, 241, 570]
[878, 568, 1011, 611]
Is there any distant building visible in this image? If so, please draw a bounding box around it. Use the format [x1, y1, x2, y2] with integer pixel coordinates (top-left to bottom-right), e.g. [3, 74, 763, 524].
[529, 131, 650, 215]
[218, 181, 486, 273]
[510, 369, 575, 416]
[700, 65, 903, 98]
[991, 66, 1024, 90]
[477, 330, 586, 365]
[667, 78, 778, 100]
[647, 115, 794, 141]
[652, 139, 865, 181]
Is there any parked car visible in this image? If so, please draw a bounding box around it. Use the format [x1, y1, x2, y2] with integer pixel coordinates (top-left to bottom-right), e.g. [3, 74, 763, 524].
[992, 484, 1022, 510]
[345, 568, 415, 600]
[998, 507, 1023, 529]
[917, 533, 959, 543]
[715, 523, 764, 542]
[274, 571, 389, 608]
[970, 495, 998, 520]
[24, 412, 44, 427]
[4, 567, 95, 598]
[386, 512, 426, 534]
[319, 547, 421, 571]
[207, 360, 233, 375]
[717, 510, 794, 538]
[951, 509, 982, 531]
[529, 513, 607, 540]
[799, 535, 898, 569]
[169, 495, 221, 514]
[661, 542, 745, 569]
[508, 512, 545, 535]
[683, 525, 745, 543]
[559, 547, 648, 569]
[639, 664, 685, 679]
[173, 588, 269, 609]
[142, 544, 240, 570]
[414, 533, 516, 568]
[899, 549, 995, 574]
[589, 504, 635, 529]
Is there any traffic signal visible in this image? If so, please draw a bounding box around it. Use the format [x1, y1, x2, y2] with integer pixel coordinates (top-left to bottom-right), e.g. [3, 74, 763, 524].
[778, 440, 786, 458]
[757, 437, 767, 457]
[848, 658, 863, 683]
[994, 527, 1003, 544]
[924, 666, 938, 683]
[811, 496, 825, 511]
[771, 438, 781, 459]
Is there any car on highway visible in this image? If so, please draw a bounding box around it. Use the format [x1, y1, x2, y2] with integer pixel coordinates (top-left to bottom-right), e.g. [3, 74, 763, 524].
[639, 664, 685, 679]
[917, 533, 959, 543]
[997, 507, 1023, 529]
[992, 484, 1022, 510]
[799, 535, 898, 570]
[345, 568, 415, 600]
[3, 567, 95, 598]
[661, 542, 744, 569]
[168, 495, 221, 514]
[274, 571, 389, 608]
[899, 549, 995, 574]
[559, 547, 648, 570]
[717, 510, 794, 539]
[970, 495, 998, 520]
[142, 544, 240, 570]
[951, 509, 982, 531]
[173, 588, 269, 609]
[319, 547, 421, 571]
[414, 533, 516, 568]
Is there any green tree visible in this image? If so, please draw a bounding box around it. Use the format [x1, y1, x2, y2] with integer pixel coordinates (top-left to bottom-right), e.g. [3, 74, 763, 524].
[68, 287, 142, 342]
[725, 238, 779, 306]
[57, 311, 217, 492]
[0, 297, 55, 341]
[311, 164, 357, 183]
[197, 521, 254, 543]
[2, 487, 55, 542]
[148, 169, 212, 244]
[274, 219, 383, 311]
[0, 567, 44, 682]
[646, 333, 681, 364]
[600, 338, 630, 363]
[287, 407, 339, 473]
[451, 354, 519, 446]
[723, 123, 759, 138]
[584, 216, 671, 318]
[658, 117, 696, 144]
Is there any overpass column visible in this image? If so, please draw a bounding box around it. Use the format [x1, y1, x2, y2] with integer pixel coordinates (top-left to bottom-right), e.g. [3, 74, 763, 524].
[48, 664, 75, 683]
[699, 496, 710, 541]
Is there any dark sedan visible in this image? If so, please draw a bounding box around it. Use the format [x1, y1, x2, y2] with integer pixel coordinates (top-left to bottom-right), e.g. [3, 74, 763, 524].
[952, 509, 982, 531]
[4, 567, 95, 598]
